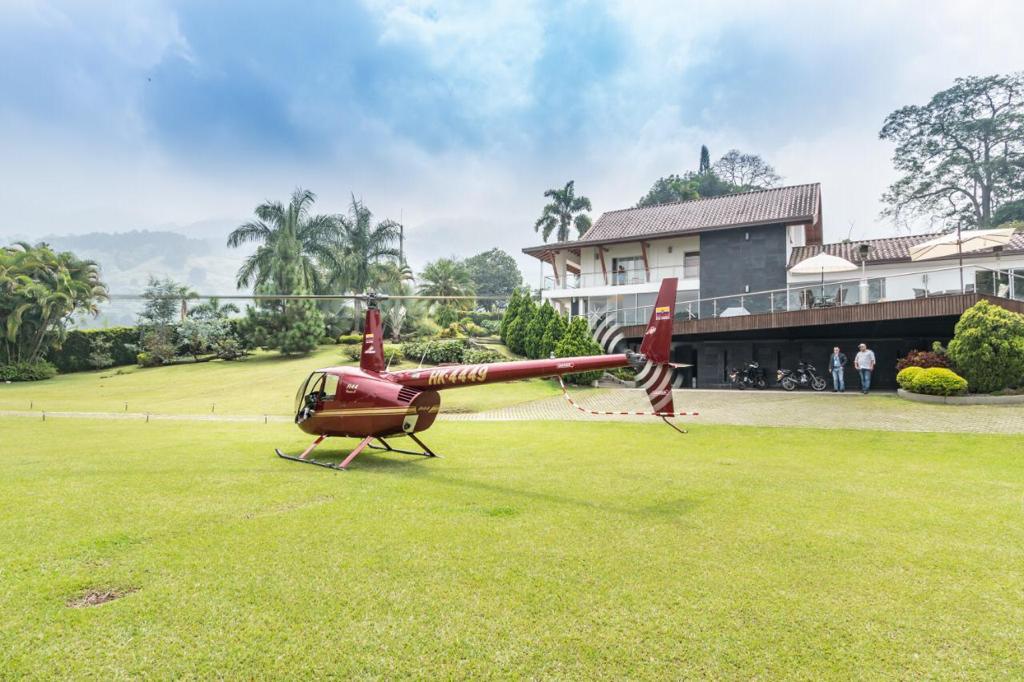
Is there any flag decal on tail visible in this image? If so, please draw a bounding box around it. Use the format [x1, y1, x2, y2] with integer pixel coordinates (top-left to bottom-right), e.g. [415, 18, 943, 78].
[655, 306, 671, 321]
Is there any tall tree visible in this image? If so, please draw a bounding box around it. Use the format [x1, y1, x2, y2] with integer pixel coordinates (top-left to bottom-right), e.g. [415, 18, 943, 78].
[418, 257, 476, 326]
[699, 145, 711, 174]
[463, 248, 523, 297]
[334, 196, 403, 330]
[713, 150, 782, 190]
[880, 72, 1024, 229]
[0, 242, 107, 366]
[534, 181, 593, 242]
[227, 188, 342, 294]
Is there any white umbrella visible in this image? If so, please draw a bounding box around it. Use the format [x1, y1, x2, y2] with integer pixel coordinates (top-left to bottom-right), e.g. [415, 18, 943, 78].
[909, 226, 1016, 292]
[789, 253, 858, 303]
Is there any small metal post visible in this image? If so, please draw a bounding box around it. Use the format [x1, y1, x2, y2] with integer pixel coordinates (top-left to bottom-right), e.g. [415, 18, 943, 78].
[30, 400, 33, 410]
[264, 415, 268, 424]
[42, 411, 45, 422]
[146, 413, 150, 423]
[211, 403, 215, 413]
[124, 402, 128, 412]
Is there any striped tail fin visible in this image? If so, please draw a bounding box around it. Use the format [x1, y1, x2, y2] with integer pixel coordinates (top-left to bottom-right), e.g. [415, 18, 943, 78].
[587, 278, 682, 416]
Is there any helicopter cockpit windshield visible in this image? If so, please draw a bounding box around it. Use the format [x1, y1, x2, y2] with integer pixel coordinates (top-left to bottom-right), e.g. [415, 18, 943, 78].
[294, 372, 339, 422]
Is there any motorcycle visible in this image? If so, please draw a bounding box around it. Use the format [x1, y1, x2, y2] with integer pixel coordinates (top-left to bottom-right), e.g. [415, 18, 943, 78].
[777, 361, 828, 392]
[729, 361, 768, 390]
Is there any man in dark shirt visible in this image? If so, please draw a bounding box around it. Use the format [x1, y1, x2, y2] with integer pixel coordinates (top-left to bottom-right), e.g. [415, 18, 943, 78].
[828, 346, 847, 392]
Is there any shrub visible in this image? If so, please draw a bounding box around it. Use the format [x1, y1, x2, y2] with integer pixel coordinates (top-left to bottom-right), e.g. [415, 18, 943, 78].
[437, 323, 467, 339]
[47, 327, 139, 373]
[554, 317, 605, 385]
[479, 319, 501, 335]
[415, 318, 442, 338]
[908, 367, 968, 396]
[540, 313, 568, 360]
[0, 360, 58, 382]
[895, 349, 950, 372]
[947, 300, 1024, 393]
[337, 334, 362, 345]
[896, 366, 924, 390]
[463, 322, 488, 337]
[463, 347, 505, 364]
[400, 339, 466, 364]
[525, 302, 555, 359]
[342, 345, 361, 361]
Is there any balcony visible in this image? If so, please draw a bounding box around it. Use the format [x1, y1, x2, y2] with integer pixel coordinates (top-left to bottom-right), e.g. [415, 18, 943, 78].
[543, 263, 692, 292]
[602, 265, 1024, 328]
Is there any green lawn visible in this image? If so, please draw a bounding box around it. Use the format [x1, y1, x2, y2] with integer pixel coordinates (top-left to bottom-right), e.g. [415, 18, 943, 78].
[1, 417, 1022, 678]
[0, 345, 569, 416]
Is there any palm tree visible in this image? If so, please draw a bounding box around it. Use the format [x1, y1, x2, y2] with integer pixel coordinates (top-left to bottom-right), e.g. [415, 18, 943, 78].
[418, 257, 476, 326]
[227, 188, 342, 294]
[188, 297, 240, 321]
[1, 242, 107, 365]
[333, 196, 403, 330]
[534, 180, 593, 242]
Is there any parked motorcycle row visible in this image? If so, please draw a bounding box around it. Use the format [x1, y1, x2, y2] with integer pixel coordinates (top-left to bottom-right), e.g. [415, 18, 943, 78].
[729, 361, 828, 392]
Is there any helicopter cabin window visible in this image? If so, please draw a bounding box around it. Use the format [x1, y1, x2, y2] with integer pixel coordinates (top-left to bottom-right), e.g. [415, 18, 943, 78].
[294, 372, 340, 413]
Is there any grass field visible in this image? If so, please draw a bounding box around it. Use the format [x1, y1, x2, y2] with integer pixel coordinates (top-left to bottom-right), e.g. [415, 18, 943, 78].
[2, 416, 1023, 678]
[0, 346, 571, 416]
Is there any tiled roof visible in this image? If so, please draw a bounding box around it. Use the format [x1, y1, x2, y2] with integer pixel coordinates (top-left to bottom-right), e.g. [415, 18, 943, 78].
[578, 183, 819, 244]
[788, 232, 1024, 267]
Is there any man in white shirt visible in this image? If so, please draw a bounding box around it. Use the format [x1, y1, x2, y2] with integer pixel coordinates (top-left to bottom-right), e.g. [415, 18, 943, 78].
[853, 343, 876, 394]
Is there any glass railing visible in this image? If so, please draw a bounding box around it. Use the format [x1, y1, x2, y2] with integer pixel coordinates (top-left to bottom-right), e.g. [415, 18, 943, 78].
[543, 263, 694, 291]
[598, 265, 1023, 325]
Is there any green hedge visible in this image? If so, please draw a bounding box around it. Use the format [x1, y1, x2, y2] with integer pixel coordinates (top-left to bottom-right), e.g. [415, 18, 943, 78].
[908, 367, 968, 396]
[0, 360, 58, 382]
[336, 334, 362, 345]
[400, 339, 467, 364]
[47, 327, 138, 373]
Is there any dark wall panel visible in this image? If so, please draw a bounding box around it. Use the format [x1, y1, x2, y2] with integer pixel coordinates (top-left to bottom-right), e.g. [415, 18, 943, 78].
[698, 224, 788, 310]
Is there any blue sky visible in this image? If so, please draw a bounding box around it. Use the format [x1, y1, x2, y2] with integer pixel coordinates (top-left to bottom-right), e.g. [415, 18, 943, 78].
[3, 0, 1024, 280]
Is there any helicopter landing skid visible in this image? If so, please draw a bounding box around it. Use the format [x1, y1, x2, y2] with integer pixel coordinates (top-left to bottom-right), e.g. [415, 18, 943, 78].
[275, 433, 440, 471]
[367, 434, 440, 459]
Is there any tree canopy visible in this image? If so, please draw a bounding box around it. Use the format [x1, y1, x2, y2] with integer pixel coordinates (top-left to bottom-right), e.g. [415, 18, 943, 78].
[1, 242, 108, 366]
[534, 181, 593, 242]
[463, 248, 523, 297]
[880, 72, 1024, 229]
[636, 147, 781, 207]
[227, 188, 342, 294]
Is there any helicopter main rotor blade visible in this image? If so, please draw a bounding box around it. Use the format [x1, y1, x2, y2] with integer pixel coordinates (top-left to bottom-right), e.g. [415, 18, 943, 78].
[106, 293, 508, 301]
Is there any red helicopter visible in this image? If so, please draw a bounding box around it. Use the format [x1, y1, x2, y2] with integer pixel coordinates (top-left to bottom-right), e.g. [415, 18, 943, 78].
[276, 278, 688, 470]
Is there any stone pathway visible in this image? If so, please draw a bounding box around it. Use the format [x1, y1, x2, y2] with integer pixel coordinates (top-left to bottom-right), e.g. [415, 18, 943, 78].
[4, 389, 1024, 434]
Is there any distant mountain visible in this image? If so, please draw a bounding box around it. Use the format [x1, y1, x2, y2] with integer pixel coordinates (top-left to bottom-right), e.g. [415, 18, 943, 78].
[18, 230, 254, 328]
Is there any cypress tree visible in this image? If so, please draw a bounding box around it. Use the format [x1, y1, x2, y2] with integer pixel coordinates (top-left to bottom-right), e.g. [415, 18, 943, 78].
[506, 296, 535, 356]
[525, 301, 555, 359]
[499, 289, 521, 342]
[540, 312, 568, 359]
[554, 316, 605, 385]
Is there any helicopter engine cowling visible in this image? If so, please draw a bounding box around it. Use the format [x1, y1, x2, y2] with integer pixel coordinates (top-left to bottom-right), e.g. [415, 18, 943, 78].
[297, 370, 441, 439]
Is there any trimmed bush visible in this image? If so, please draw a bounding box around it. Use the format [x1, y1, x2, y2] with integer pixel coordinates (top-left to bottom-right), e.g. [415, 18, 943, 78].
[896, 366, 924, 390]
[463, 347, 505, 364]
[336, 334, 362, 345]
[908, 367, 968, 396]
[0, 360, 58, 382]
[47, 327, 139, 373]
[947, 300, 1024, 393]
[400, 339, 466, 365]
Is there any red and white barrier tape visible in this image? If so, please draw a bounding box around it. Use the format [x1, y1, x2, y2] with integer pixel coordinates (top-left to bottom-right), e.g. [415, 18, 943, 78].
[557, 377, 698, 418]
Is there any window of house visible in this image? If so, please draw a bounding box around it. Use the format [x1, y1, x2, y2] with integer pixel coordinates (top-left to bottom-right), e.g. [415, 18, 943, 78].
[611, 256, 645, 285]
[684, 251, 700, 279]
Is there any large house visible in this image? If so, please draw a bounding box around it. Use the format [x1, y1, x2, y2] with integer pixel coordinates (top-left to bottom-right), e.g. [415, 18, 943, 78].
[523, 184, 1024, 388]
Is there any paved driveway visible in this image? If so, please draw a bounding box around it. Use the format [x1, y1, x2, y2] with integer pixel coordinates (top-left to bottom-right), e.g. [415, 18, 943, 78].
[447, 388, 1024, 435]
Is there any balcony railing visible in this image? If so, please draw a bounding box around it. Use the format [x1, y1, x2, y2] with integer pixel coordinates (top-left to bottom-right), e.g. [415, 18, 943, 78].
[595, 265, 1024, 326]
[543, 263, 693, 291]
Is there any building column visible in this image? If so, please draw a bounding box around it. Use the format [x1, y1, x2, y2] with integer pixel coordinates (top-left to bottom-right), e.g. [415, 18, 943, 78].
[553, 250, 568, 290]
